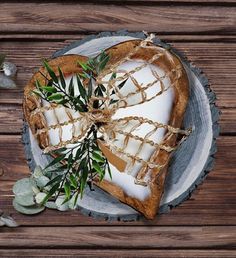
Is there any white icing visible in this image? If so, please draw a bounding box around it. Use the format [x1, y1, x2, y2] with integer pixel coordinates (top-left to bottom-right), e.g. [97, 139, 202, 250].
[42, 60, 174, 201]
[103, 61, 174, 200]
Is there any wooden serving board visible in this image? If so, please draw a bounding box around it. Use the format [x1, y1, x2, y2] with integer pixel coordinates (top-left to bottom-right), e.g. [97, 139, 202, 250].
[22, 31, 219, 221]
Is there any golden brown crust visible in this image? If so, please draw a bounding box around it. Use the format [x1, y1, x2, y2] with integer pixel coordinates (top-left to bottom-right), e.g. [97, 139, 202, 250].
[23, 41, 189, 220]
[23, 54, 88, 148]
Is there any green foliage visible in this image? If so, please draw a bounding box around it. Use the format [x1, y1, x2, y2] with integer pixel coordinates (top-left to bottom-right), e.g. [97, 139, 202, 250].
[13, 50, 128, 215]
[0, 214, 18, 228]
[41, 124, 111, 205]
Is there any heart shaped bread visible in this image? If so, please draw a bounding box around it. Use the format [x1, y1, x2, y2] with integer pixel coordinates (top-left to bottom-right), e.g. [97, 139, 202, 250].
[23, 40, 189, 219]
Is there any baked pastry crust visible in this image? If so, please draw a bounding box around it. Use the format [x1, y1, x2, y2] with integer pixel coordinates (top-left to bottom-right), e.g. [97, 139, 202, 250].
[23, 40, 189, 219]
[95, 41, 189, 219]
[23, 55, 87, 149]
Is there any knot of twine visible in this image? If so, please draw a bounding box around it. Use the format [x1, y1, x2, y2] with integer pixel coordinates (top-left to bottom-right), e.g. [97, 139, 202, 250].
[84, 105, 116, 125]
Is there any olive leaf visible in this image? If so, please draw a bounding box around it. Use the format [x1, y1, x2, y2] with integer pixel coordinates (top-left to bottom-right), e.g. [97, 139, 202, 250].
[58, 67, 66, 89]
[43, 60, 58, 83]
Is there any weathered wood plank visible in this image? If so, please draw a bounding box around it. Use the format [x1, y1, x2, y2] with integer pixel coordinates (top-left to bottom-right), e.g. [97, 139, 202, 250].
[0, 3, 235, 35]
[0, 41, 235, 108]
[0, 135, 235, 226]
[0, 104, 234, 134]
[0, 249, 236, 258]
[0, 226, 235, 248]
[0, 104, 23, 134]
[0, 136, 235, 181]
[75, 0, 236, 2]
[1, 34, 236, 42]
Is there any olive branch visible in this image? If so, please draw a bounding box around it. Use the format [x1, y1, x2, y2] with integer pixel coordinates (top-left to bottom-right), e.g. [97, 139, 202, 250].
[12, 51, 127, 214]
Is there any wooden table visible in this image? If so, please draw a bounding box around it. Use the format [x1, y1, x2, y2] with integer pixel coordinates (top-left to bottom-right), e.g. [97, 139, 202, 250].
[0, 1, 236, 257]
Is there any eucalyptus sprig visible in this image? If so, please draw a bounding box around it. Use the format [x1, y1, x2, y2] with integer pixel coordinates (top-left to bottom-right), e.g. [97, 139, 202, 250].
[0, 53, 17, 89]
[13, 50, 127, 215]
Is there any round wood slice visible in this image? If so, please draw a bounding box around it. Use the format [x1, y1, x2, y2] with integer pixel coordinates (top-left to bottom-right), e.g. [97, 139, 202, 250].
[22, 31, 220, 221]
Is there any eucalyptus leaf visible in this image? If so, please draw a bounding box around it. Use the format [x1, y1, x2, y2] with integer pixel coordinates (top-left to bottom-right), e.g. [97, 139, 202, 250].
[0, 74, 16, 89]
[15, 193, 35, 206]
[55, 196, 69, 211]
[35, 192, 47, 204]
[0, 215, 18, 227]
[13, 178, 36, 196]
[0, 218, 5, 226]
[32, 185, 40, 195]
[2, 61, 17, 77]
[33, 166, 44, 179]
[45, 201, 57, 209]
[13, 199, 45, 215]
[35, 175, 50, 188]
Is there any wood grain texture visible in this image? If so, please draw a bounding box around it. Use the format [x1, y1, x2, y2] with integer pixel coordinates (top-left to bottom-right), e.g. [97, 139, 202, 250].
[0, 226, 235, 248]
[0, 41, 235, 108]
[0, 136, 235, 226]
[0, 3, 235, 35]
[1, 249, 236, 258]
[0, 105, 234, 134]
[1, 135, 235, 181]
[1, 34, 236, 42]
[0, 0, 235, 256]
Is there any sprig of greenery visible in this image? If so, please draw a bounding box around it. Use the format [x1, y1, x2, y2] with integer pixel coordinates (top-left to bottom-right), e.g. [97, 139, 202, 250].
[25, 50, 126, 210]
[42, 124, 111, 206]
[11, 50, 129, 215]
[33, 51, 126, 111]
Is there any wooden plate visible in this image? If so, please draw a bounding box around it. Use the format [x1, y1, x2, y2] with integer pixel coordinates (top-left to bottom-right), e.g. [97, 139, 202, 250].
[22, 31, 219, 221]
